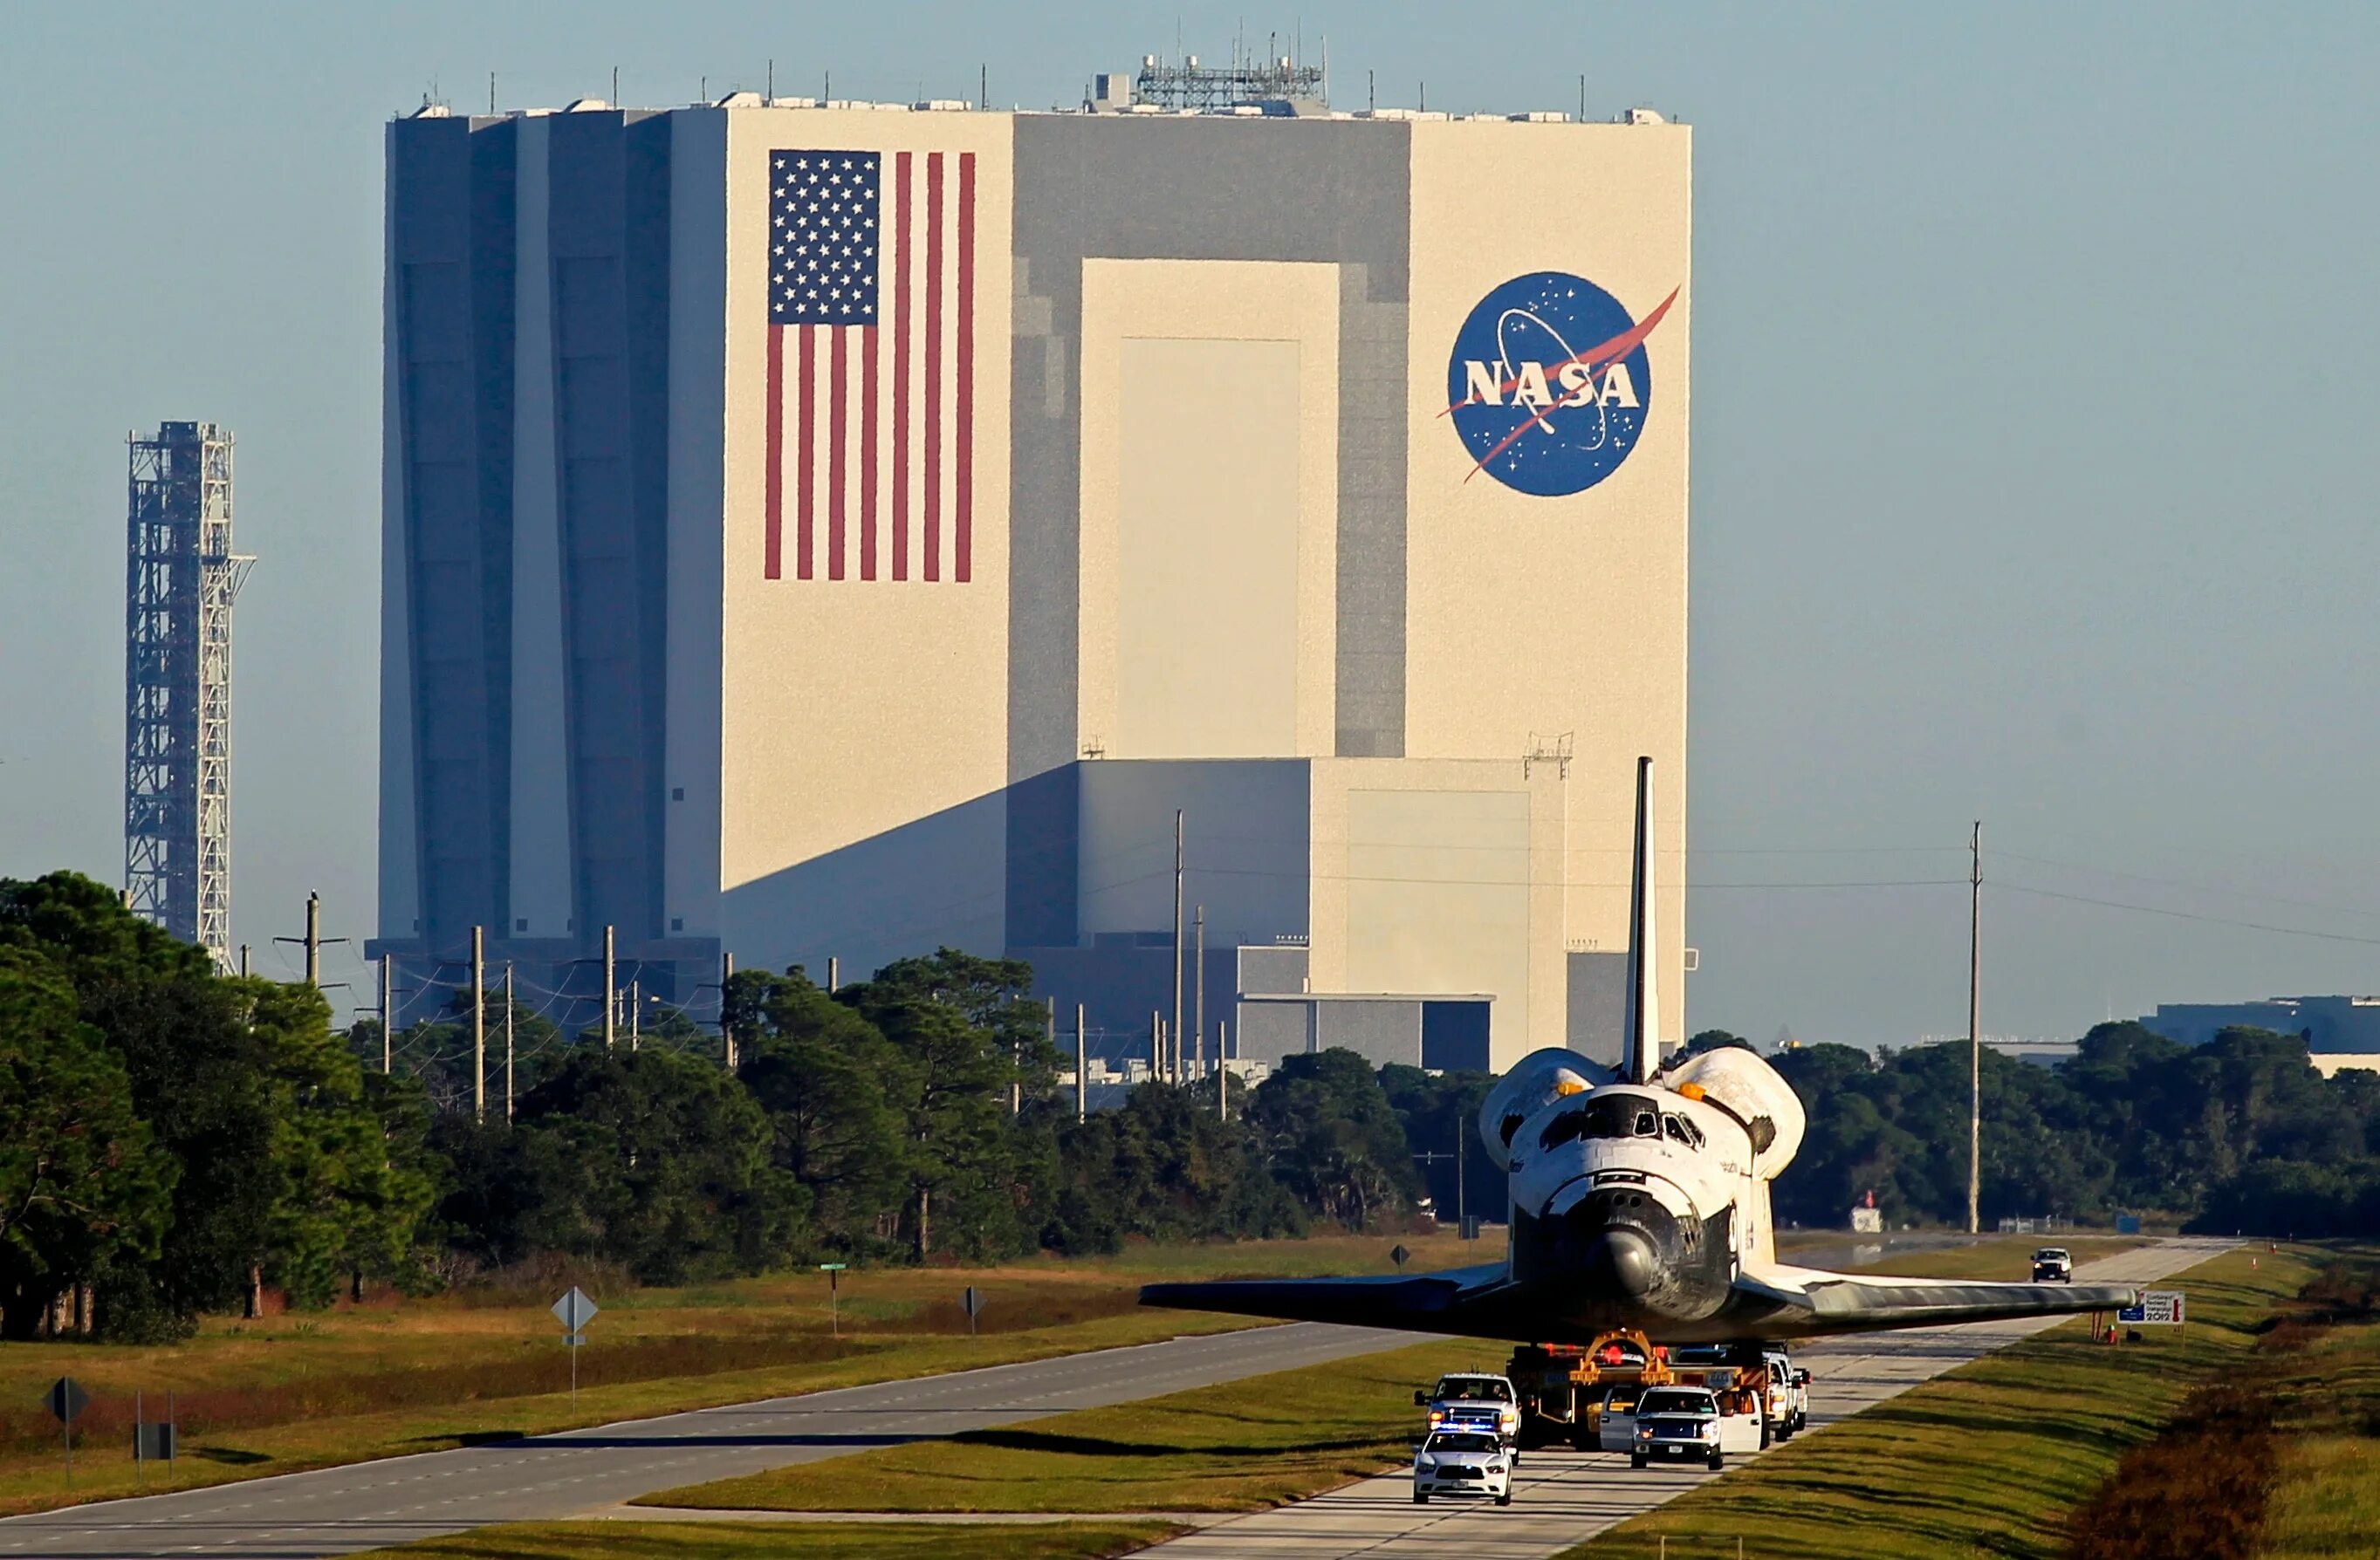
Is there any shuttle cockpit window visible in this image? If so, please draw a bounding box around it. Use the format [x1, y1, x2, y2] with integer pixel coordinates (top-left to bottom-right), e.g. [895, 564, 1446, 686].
[1540, 1093, 1663, 1151]
[1663, 1114, 1704, 1149]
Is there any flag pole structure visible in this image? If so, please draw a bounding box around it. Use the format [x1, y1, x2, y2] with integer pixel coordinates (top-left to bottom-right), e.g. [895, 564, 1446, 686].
[1193, 904, 1205, 1081]
[1171, 811, 1186, 1084]
[381, 954, 394, 1072]
[603, 925, 616, 1050]
[1967, 821, 1983, 1235]
[504, 962, 516, 1120]
[470, 927, 485, 1123]
[1075, 1002, 1087, 1120]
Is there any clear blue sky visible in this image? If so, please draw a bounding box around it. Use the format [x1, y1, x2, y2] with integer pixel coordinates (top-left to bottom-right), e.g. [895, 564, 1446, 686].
[3, 1, 2376, 1045]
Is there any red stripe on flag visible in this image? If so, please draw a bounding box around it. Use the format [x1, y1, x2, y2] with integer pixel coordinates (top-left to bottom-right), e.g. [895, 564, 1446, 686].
[861, 314, 879, 580]
[893, 153, 912, 582]
[828, 326, 848, 580]
[796, 326, 816, 580]
[923, 152, 943, 583]
[764, 325, 784, 579]
[955, 153, 975, 585]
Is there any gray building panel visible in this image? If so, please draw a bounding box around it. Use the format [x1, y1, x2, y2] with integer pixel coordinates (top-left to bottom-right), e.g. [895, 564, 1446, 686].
[1008, 116, 1412, 780]
[388, 114, 516, 961]
[546, 111, 673, 953]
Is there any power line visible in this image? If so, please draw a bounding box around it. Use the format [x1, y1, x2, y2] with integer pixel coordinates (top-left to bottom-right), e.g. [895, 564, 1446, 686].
[1993, 880, 2380, 949]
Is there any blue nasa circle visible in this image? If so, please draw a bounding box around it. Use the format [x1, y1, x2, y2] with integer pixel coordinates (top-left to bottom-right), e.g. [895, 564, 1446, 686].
[1447, 271, 1654, 498]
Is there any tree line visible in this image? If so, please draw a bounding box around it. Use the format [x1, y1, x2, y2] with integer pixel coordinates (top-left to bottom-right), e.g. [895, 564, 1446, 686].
[9, 867, 2375, 1343]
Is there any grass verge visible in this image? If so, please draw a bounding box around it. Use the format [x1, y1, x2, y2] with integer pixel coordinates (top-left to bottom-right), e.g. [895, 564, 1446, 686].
[0, 1230, 1476, 1517]
[2233, 1249, 2380, 1558]
[1556, 1243, 2308, 1560]
[646, 1339, 1507, 1514]
[350, 1518, 1187, 1560]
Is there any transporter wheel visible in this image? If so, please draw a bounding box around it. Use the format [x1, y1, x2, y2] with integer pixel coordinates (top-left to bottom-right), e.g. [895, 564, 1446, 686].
[1631, 1454, 1647, 1469]
[1569, 1420, 1597, 1452]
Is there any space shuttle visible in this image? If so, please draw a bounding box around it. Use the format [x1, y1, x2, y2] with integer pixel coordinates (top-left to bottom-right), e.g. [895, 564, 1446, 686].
[1141, 757, 2141, 1344]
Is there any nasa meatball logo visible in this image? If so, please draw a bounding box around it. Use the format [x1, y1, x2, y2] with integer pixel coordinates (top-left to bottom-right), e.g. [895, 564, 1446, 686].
[1446, 273, 1679, 497]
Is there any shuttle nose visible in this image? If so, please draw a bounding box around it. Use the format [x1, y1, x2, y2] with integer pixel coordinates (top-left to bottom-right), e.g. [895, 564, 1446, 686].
[1584, 1226, 1658, 1298]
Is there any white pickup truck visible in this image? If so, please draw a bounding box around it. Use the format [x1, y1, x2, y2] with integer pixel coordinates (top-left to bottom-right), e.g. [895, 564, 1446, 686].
[2033, 1248, 2075, 1283]
[1628, 1385, 1764, 1470]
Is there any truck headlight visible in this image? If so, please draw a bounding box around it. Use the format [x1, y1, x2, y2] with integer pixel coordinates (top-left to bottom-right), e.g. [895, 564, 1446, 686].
[1637, 1427, 1653, 1440]
[1700, 1423, 1718, 1440]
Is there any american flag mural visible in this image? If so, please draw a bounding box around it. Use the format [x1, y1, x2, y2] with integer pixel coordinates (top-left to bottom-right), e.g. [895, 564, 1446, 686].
[765, 148, 976, 582]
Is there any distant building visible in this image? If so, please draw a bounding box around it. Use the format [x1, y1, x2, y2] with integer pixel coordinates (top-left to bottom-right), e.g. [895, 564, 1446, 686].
[2140, 996, 2380, 1057]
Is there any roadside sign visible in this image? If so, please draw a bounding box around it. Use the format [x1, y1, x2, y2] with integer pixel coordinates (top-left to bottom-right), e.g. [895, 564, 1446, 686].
[963, 1286, 985, 1336]
[551, 1287, 600, 1332]
[42, 1378, 86, 1488]
[134, 1423, 175, 1460]
[552, 1288, 600, 1402]
[42, 1379, 88, 1425]
[1390, 1244, 1412, 1270]
[2117, 1291, 2186, 1325]
[2115, 1214, 2143, 1235]
[820, 1263, 848, 1337]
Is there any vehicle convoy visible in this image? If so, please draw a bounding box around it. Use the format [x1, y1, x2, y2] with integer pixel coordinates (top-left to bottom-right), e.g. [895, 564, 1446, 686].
[1412, 1428, 1514, 1505]
[1629, 1386, 1762, 1470]
[1671, 1344, 1810, 1442]
[2033, 1248, 2075, 1283]
[1141, 760, 2143, 1346]
[1414, 1372, 1521, 1449]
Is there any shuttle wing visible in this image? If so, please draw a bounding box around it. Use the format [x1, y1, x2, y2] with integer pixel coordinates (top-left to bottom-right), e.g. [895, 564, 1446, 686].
[1139, 1261, 1516, 1335]
[1719, 1264, 2142, 1338]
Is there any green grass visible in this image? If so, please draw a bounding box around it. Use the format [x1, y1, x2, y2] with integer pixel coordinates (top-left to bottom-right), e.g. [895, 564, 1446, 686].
[0, 1229, 1478, 1517]
[649, 1339, 1507, 1514]
[350, 1519, 1187, 1560]
[2253, 1249, 2380, 1558]
[1557, 1244, 2308, 1560]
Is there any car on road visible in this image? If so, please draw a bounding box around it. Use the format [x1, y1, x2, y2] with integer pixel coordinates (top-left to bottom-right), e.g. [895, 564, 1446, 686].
[1413, 1427, 1513, 1505]
[1629, 1386, 1763, 1470]
[1416, 1372, 1521, 1450]
[2033, 1247, 2075, 1283]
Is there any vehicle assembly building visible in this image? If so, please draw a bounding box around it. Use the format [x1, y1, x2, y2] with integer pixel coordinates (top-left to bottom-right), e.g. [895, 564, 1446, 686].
[374, 70, 1691, 1074]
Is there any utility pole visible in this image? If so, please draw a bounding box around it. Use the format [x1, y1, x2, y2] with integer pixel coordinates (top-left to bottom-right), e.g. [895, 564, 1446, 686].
[629, 978, 641, 1050]
[1075, 1001, 1087, 1121]
[380, 954, 394, 1073]
[1150, 1010, 1163, 1081]
[239, 944, 250, 978]
[305, 892, 322, 987]
[1193, 904, 1205, 1082]
[1217, 1021, 1230, 1120]
[1171, 810, 1185, 1085]
[722, 951, 737, 1070]
[827, 954, 839, 993]
[470, 926, 485, 1122]
[1968, 820, 1983, 1236]
[603, 925, 616, 1050]
[504, 962, 515, 1121]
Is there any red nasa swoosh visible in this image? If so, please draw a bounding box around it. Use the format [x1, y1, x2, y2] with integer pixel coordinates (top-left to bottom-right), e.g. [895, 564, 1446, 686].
[1445, 284, 1680, 482]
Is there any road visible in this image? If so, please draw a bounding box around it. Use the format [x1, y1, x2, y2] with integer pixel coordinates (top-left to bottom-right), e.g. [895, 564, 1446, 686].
[0, 1321, 1428, 1560]
[1138, 1237, 2234, 1557]
[0, 1237, 2228, 1559]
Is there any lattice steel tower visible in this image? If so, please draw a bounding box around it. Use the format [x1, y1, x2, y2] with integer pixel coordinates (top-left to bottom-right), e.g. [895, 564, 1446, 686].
[124, 422, 251, 968]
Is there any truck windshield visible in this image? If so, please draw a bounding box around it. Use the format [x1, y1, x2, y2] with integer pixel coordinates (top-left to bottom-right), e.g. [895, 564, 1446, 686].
[1435, 1378, 1512, 1401]
[1636, 1390, 1714, 1416]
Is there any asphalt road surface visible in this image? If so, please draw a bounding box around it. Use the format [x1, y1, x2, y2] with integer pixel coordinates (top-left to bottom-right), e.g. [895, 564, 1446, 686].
[1139, 1237, 2236, 1558]
[0, 1321, 1429, 1559]
[0, 1237, 2230, 1560]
